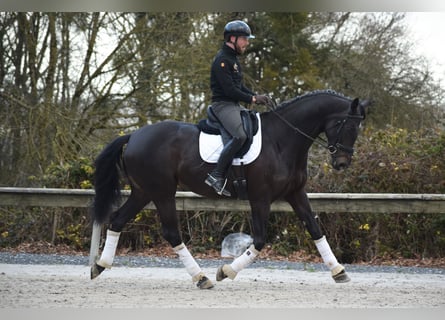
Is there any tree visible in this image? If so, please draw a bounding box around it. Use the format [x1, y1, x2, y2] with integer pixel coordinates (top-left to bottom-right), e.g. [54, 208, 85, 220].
[0, 13, 140, 185]
[308, 12, 444, 129]
[1, 12, 443, 187]
[247, 12, 323, 102]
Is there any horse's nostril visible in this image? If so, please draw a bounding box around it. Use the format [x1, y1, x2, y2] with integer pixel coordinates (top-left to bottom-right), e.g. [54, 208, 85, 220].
[333, 159, 349, 170]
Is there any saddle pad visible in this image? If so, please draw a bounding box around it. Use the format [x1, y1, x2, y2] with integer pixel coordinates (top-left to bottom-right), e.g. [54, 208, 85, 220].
[199, 113, 262, 165]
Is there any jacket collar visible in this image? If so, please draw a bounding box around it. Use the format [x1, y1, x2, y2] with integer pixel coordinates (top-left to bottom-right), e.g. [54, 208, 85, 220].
[222, 42, 239, 56]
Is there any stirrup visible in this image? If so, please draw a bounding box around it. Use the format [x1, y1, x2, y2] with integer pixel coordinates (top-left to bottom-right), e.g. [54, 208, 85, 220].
[205, 174, 231, 197]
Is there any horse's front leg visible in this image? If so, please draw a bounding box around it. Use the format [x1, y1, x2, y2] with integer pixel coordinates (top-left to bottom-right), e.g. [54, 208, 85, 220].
[216, 200, 269, 281]
[285, 190, 351, 283]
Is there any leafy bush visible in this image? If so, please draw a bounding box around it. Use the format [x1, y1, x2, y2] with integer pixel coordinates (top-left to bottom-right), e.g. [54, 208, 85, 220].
[305, 126, 445, 262]
[37, 157, 95, 189]
[308, 126, 444, 193]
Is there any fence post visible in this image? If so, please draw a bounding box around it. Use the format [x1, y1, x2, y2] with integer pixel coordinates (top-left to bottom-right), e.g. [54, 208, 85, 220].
[89, 223, 102, 266]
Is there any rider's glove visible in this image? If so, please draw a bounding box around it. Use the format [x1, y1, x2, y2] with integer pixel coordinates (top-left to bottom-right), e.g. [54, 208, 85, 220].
[254, 95, 276, 108]
[255, 95, 272, 105]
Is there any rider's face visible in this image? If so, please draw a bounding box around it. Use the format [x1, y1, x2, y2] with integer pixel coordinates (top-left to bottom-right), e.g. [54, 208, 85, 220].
[228, 36, 250, 55]
[235, 36, 250, 54]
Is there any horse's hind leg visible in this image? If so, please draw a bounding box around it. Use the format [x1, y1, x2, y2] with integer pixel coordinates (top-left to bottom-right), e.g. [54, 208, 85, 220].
[154, 197, 214, 289]
[216, 200, 268, 281]
[91, 191, 149, 279]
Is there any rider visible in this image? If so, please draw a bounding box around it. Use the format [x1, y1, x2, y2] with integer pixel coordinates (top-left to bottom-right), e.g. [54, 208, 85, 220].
[205, 20, 273, 197]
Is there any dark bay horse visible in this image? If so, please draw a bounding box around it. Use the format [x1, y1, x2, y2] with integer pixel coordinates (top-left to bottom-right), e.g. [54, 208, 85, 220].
[90, 90, 369, 289]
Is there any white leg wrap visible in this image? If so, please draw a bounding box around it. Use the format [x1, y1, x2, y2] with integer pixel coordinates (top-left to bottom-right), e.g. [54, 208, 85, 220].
[173, 243, 203, 282]
[314, 235, 340, 271]
[96, 229, 121, 268]
[230, 244, 259, 274]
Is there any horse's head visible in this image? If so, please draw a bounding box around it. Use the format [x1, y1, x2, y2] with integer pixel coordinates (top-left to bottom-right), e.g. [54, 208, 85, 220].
[324, 98, 369, 170]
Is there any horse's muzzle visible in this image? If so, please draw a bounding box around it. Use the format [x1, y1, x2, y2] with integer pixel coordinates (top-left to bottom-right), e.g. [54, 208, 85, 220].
[331, 154, 351, 170]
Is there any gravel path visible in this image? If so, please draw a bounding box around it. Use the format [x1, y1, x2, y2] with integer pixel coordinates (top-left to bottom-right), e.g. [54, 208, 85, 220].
[1, 252, 444, 274]
[1, 252, 444, 308]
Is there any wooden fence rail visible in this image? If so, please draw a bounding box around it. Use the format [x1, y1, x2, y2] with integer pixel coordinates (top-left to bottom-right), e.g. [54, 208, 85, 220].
[1, 187, 444, 265]
[1, 187, 444, 214]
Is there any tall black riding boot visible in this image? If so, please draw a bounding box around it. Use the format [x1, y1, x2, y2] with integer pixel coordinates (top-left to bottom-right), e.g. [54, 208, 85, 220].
[205, 137, 244, 197]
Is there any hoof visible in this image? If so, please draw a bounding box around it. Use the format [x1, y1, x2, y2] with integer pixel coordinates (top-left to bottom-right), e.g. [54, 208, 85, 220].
[216, 264, 237, 281]
[216, 266, 228, 281]
[332, 269, 351, 283]
[196, 275, 214, 289]
[90, 263, 106, 280]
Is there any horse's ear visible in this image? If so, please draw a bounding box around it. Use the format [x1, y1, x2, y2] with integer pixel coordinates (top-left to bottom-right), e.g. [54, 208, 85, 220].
[349, 98, 360, 114]
[359, 99, 373, 117]
[360, 99, 372, 109]
[350, 98, 372, 118]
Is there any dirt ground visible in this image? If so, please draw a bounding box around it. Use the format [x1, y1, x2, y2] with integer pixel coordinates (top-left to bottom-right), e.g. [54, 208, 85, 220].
[0, 263, 444, 308]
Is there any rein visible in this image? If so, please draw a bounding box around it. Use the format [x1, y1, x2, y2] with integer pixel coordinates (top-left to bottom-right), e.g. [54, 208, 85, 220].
[265, 102, 364, 155]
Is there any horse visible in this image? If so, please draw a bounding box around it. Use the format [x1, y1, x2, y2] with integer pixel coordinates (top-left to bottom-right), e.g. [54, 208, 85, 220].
[90, 89, 370, 289]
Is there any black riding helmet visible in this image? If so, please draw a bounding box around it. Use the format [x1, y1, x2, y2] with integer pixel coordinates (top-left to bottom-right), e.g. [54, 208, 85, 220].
[223, 20, 255, 41]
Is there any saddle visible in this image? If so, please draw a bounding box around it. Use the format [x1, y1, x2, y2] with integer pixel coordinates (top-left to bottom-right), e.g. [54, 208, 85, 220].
[197, 107, 259, 158]
[197, 107, 260, 200]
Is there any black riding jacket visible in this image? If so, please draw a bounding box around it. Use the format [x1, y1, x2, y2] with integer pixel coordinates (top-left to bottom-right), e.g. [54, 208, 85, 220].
[210, 43, 255, 104]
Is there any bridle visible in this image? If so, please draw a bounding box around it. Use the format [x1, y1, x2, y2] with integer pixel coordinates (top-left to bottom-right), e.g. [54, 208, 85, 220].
[266, 101, 364, 155]
[325, 113, 364, 155]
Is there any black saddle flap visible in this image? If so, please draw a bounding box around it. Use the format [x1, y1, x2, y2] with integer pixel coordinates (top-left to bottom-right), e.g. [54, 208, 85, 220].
[240, 109, 259, 140]
[197, 119, 220, 135]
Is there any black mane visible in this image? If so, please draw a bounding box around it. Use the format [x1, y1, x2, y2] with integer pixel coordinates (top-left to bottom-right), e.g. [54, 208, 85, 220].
[276, 89, 351, 110]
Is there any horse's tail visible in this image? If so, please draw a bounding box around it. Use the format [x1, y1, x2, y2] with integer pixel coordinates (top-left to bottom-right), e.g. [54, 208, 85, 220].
[92, 134, 131, 225]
